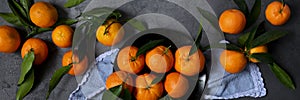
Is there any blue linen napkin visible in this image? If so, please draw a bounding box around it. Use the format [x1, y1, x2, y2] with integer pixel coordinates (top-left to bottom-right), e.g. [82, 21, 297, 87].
[68, 48, 266, 100]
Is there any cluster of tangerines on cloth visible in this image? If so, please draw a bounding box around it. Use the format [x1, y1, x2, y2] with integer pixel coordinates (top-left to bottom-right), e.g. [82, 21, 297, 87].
[103, 44, 205, 100]
[0, 0, 86, 99]
[216, 0, 295, 89]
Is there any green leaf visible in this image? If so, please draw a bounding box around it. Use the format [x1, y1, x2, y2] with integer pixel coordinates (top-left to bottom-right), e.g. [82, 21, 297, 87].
[269, 63, 295, 90]
[250, 53, 274, 64]
[46, 64, 72, 99]
[26, 27, 53, 38]
[234, 0, 249, 15]
[7, 0, 30, 26]
[160, 95, 173, 100]
[102, 85, 123, 100]
[238, 22, 261, 48]
[64, 0, 85, 8]
[252, 30, 288, 48]
[225, 43, 242, 51]
[18, 50, 34, 85]
[16, 69, 34, 100]
[54, 18, 78, 26]
[81, 7, 114, 18]
[197, 7, 221, 36]
[189, 24, 203, 56]
[136, 39, 164, 57]
[20, 0, 33, 15]
[121, 88, 132, 100]
[127, 19, 146, 31]
[151, 74, 164, 85]
[246, 0, 261, 28]
[0, 13, 24, 26]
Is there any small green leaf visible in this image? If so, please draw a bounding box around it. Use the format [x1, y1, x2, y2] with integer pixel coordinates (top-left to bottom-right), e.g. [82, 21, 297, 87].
[54, 18, 78, 26]
[250, 53, 274, 64]
[224, 43, 242, 52]
[16, 69, 34, 100]
[252, 30, 288, 48]
[18, 50, 35, 85]
[238, 32, 250, 47]
[189, 24, 203, 56]
[0, 13, 24, 26]
[121, 88, 132, 100]
[234, 0, 249, 15]
[269, 63, 295, 90]
[46, 64, 72, 99]
[136, 39, 164, 58]
[246, 0, 261, 28]
[151, 74, 164, 85]
[127, 19, 146, 31]
[102, 85, 123, 100]
[7, 0, 30, 26]
[64, 0, 85, 8]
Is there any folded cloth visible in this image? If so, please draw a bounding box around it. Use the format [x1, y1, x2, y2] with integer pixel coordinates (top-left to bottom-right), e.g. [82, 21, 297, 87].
[69, 48, 266, 100]
[68, 49, 119, 100]
[203, 49, 266, 99]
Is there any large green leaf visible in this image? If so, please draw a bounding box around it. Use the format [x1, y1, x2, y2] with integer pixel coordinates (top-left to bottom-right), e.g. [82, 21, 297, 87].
[269, 63, 295, 90]
[16, 69, 34, 100]
[7, 0, 30, 26]
[127, 19, 146, 31]
[64, 0, 85, 8]
[0, 13, 23, 26]
[252, 30, 288, 48]
[189, 24, 203, 56]
[135, 39, 164, 58]
[246, 0, 261, 28]
[250, 53, 274, 64]
[234, 0, 249, 15]
[18, 50, 35, 85]
[46, 64, 72, 99]
[20, 0, 33, 20]
[102, 85, 123, 100]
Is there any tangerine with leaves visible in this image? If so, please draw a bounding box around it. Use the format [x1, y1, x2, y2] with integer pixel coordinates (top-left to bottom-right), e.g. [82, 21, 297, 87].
[96, 19, 124, 46]
[106, 71, 134, 92]
[265, 1, 291, 26]
[219, 9, 246, 34]
[219, 50, 247, 74]
[164, 72, 189, 98]
[146, 45, 174, 73]
[0, 25, 21, 53]
[52, 25, 74, 48]
[21, 38, 48, 65]
[117, 46, 145, 74]
[29, 1, 58, 28]
[249, 45, 268, 63]
[175, 46, 205, 76]
[135, 74, 164, 100]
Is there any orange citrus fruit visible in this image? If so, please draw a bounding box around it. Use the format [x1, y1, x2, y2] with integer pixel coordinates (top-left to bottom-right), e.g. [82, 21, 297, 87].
[62, 50, 88, 76]
[96, 19, 124, 46]
[219, 9, 246, 34]
[164, 72, 189, 98]
[265, 1, 291, 26]
[146, 46, 174, 73]
[106, 71, 133, 92]
[52, 25, 74, 48]
[21, 38, 48, 65]
[135, 73, 164, 100]
[29, 1, 58, 28]
[175, 46, 205, 76]
[219, 50, 247, 74]
[117, 46, 145, 74]
[0, 25, 21, 53]
[249, 45, 268, 63]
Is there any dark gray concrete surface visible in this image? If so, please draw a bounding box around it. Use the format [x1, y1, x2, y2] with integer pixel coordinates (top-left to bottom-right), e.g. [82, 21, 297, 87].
[0, 0, 299, 100]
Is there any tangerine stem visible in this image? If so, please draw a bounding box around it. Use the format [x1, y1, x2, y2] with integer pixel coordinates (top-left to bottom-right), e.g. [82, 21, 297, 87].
[103, 21, 116, 35]
[162, 45, 172, 55]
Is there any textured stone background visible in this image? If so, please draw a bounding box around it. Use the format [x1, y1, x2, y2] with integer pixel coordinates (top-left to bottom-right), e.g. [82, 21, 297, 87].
[0, 0, 300, 100]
